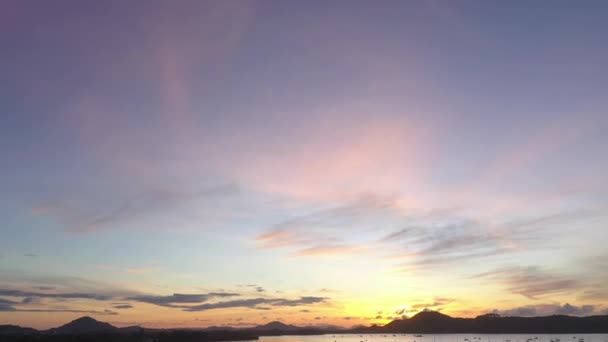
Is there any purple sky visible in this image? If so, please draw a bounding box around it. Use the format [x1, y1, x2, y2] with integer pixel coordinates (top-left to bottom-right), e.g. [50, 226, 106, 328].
[1, 0, 608, 329]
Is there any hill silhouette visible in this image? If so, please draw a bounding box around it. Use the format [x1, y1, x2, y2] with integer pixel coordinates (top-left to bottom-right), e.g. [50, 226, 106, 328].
[253, 321, 300, 331]
[49, 316, 117, 334]
[0, 316, 259, 342]
[0, 325, 38, 335]
[381, 310, 468, 333]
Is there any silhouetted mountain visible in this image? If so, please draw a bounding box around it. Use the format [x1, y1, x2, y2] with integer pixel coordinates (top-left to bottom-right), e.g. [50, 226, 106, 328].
[253, 321, 300, 331]
[118, 325, 145, 333]
[381, 310, 467, 333]
[410, 310, 452, 321]
[0, 325, 37, 335]
[361, 311, 608, 333]
[49, 316, 117, 334]
[1, 318, 257, 342]
[245, 321, 342, 336]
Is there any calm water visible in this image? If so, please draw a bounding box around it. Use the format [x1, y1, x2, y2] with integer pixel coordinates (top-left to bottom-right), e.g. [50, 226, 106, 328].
[261, 334, 608, 342]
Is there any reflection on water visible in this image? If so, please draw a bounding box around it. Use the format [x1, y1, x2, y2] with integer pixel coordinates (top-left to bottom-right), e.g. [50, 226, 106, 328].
[262, 334, 608, 342]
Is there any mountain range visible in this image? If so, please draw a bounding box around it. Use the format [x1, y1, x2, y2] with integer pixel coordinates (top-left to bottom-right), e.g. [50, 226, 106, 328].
[358, 311, 608, 333]
[2, 311, 608, 337]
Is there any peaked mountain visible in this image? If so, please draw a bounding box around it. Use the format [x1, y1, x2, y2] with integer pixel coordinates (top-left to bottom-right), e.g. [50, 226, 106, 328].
[253, 321, 300, 331]
[50, 316, 118, 334]
[410, 310, 451, 320]
[382, 310, 466, 333]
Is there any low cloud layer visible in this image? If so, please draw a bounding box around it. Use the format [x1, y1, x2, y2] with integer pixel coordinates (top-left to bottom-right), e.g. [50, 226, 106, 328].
[182, 296, 327, 312]
[112, 303, 133, 309]
[0, 299, 118, 316]
[0, 298, 20, 312]
[127, 292, 240, 307]
[0, 280, 329, 316]
[493, 303, 599, 317]
[0, 287, 122, 315]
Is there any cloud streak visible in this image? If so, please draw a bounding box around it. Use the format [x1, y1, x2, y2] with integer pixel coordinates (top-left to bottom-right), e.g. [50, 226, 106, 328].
[182, 296, 327, 312]
[493, 303, 599, 317]
[0, 297, 118, 316]
[255, 194, 403, 256]
[0, 289, 112, 301]
[127, 292, 240, 307]
[472, 267, 581, 299]
[33, 185, 239, 233]
[112, 304, 133, 309]
[255, 196, 606, 277]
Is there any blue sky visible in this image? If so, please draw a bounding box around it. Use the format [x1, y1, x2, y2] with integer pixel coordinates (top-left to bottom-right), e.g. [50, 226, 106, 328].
[1, 0, 608, 329]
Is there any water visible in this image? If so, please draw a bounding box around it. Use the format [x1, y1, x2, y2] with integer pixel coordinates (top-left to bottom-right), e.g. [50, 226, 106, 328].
[261, 334, 608, 342]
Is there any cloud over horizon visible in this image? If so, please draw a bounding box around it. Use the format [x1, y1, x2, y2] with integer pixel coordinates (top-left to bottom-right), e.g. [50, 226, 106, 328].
[492, 303, 600, 317]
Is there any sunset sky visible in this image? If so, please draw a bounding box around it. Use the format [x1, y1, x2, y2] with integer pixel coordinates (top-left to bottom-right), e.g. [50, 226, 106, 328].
[1, 0, 608, 330]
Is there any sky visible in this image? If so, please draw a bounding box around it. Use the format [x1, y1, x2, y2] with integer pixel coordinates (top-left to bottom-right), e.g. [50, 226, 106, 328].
[1, 0, 608, 330]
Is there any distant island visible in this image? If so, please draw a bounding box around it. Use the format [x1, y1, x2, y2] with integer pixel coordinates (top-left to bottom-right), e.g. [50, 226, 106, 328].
[2, 311, 608, 341]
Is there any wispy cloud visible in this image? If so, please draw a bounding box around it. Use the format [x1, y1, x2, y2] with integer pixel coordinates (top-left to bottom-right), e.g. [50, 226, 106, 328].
[112, 303, 133, 309]
[292, 243, 366, 257]
[19, 308, 118, 315]
[410, 297, 455, 310]
[182, 296, 327, 312]
[383, 218, 522, 270]
[21, 297, 41, 305]
[0, 303, 15, 311]
[0, 273, 141, 299]
[127, 292, 240, 307]
[124, 288, 328, 312]
[0, 296, 118, 315]
[0, 272, 331, 317]
[0, 297, 19, 311]
[0, 274, 144, 317]
[255, 195, 604, 275]
[238, 284, 266, 293]
[0, 297, 20, 305]
[0, 289, 112, 301]
[33, 185, 239, 233]
[492, 303, 599, 317]
[477, 115, 598, 187]
[471, 266, 581, 299]
[255, 193, 403, 257]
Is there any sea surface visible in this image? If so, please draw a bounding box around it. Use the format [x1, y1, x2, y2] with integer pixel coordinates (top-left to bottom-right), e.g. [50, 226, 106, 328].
[261, 334, 608, 342]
